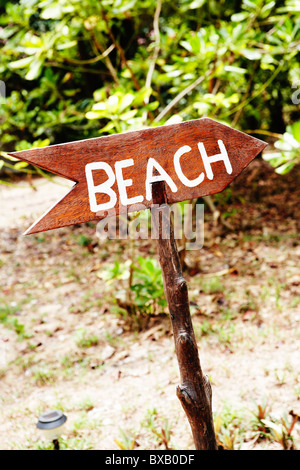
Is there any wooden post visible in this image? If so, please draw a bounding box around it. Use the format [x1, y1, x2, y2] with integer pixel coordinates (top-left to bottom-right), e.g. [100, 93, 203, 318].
[152, 181, 218, 451]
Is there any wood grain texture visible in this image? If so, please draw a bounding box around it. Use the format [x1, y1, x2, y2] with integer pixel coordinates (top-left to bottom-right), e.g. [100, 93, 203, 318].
[8, 118, 267, 235]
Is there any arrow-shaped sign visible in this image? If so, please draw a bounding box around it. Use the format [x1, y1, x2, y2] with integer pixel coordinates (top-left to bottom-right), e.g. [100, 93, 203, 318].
[8, 118, 267, 235]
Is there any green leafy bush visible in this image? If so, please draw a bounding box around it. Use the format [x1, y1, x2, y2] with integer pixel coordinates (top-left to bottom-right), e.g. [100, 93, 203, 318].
[263, 120, 300, 174]
[131, 256, 167, 314]
[0, 0, 299, 176]
[102, 256, 166, 317]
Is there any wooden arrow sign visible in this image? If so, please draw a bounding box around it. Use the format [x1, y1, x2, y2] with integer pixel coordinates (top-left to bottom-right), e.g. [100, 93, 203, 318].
[8, 118, 267, 235]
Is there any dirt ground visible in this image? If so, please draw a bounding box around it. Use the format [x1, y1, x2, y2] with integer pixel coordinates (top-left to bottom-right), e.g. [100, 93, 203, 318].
[0, 158, 299, 450]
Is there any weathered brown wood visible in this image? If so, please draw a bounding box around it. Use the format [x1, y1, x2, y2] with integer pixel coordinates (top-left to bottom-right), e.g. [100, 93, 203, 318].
[152, 180, 218, 451]
[8, 118, 267, 235]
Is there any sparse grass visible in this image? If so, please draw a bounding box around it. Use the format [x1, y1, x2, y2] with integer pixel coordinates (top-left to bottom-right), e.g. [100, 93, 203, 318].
[241, 233, 300, 244]
[249, 396, 273, 438]
[114, 428, 137, 450]
[75, 328, 99, 349]
[274, 368, 287, 386]
[199, 276, 224, 294]
[290, 297, 300, 308]
[196, 317, 237, 350]
[76, 396, 95, 412]
[75, 234, 93, 247]
[33, 436, 94, 450]
[141, 408, 173, 450]
[214, 403, 246, 450]
[31, 367, 56, 386]
[294, 386, 300, 400]
[69, 290, 103, 314]
[103, 330, 120, 348]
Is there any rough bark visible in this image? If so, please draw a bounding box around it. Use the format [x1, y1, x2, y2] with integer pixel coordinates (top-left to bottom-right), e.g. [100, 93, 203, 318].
[152, 181, 218, 450]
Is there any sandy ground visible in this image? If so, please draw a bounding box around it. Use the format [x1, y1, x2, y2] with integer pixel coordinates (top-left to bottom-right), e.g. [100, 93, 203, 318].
[0, 162, 299, 450]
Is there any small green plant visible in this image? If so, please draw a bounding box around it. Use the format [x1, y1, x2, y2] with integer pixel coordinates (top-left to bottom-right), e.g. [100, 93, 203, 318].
[142, 408, 173, 450]
[101, 256, 167, 329]
[73, 414, 90, 433]
[261, 412, 298, 450]
[33, 436, 93, 450]
[214, 188, 233, 206]
[291, 297, 300, 308]
[75, 328, 99, 348]
[0, 301, 30, 339]
[249, 396, 272, 438]
[197, 320, 216, 338]
[75, 234, 93, 247]
[76, 396, 95, 412]
[263, 120, 300, 174]
[294, 386, 300, 400]
[31, 367, 55, 386]
[104, 330, 119, 348]
[216, 323, 236, 347]
[276, 284, 285, 310]
[214, 403, 245, 450]
[114, 428, 136, 450]
[199, 276, 224, 294]
[196, 318, 236, 349]
[69, 290, 103, 314]
[274, 368, 287, 386]
[131, 257, 167, 315]
[34, 440, 59, 450]
[0, 302, 19, 322]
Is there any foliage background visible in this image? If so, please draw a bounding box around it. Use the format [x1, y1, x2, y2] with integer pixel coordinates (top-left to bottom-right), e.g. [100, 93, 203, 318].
[0, 0, 299, 175]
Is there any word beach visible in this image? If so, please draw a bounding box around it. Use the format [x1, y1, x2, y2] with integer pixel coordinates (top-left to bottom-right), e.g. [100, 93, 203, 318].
[85, 138, 232, 213]
[9, 118, 267, 235]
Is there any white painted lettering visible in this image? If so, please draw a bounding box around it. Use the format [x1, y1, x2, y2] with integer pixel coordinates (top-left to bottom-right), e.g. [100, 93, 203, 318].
[85, 162, 117, 213]
[174, 145, 205, 187]
[115, 159, 144, 206]
[86, 140, 233, 211]
[198, 139, 232, 180]
[145, 157, 177, 201]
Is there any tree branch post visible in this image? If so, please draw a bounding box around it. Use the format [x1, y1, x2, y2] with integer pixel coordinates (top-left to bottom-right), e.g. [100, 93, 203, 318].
[151, 181, 218, 451]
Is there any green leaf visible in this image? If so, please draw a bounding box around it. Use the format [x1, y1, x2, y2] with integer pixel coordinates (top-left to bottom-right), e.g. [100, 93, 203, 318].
[290, 121, 300, 142]
[9, 56, 33, 70]
[120, 109, 137, 120]
[100, 122, 116, 133]
[119, 93, 135, 112]
[40, 4, 63, 20]
[133, 87, 152, 106]
[224, 65, 247, 74]
[231, 12, 248, 22]
[275, 161, 295, 174]
[56, 41, 77, 50]
[261, 1, 276, 15]
[14, 161, 29, 170]
[189, 0, 205, 9]
[112, 0, 138, 14]
[0, 152, 18, 162]
[25, 57, 44, 80]
[180, 40, 193, 52]
[0, 26, 18, 40]
[86, 110, 104, 120]
[262, 152, 283, 162]
[145, 101, 159, 111]
[243, 0, 258, 10]
[276, 132, 300, 151]
[240, 49, 262, 60]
